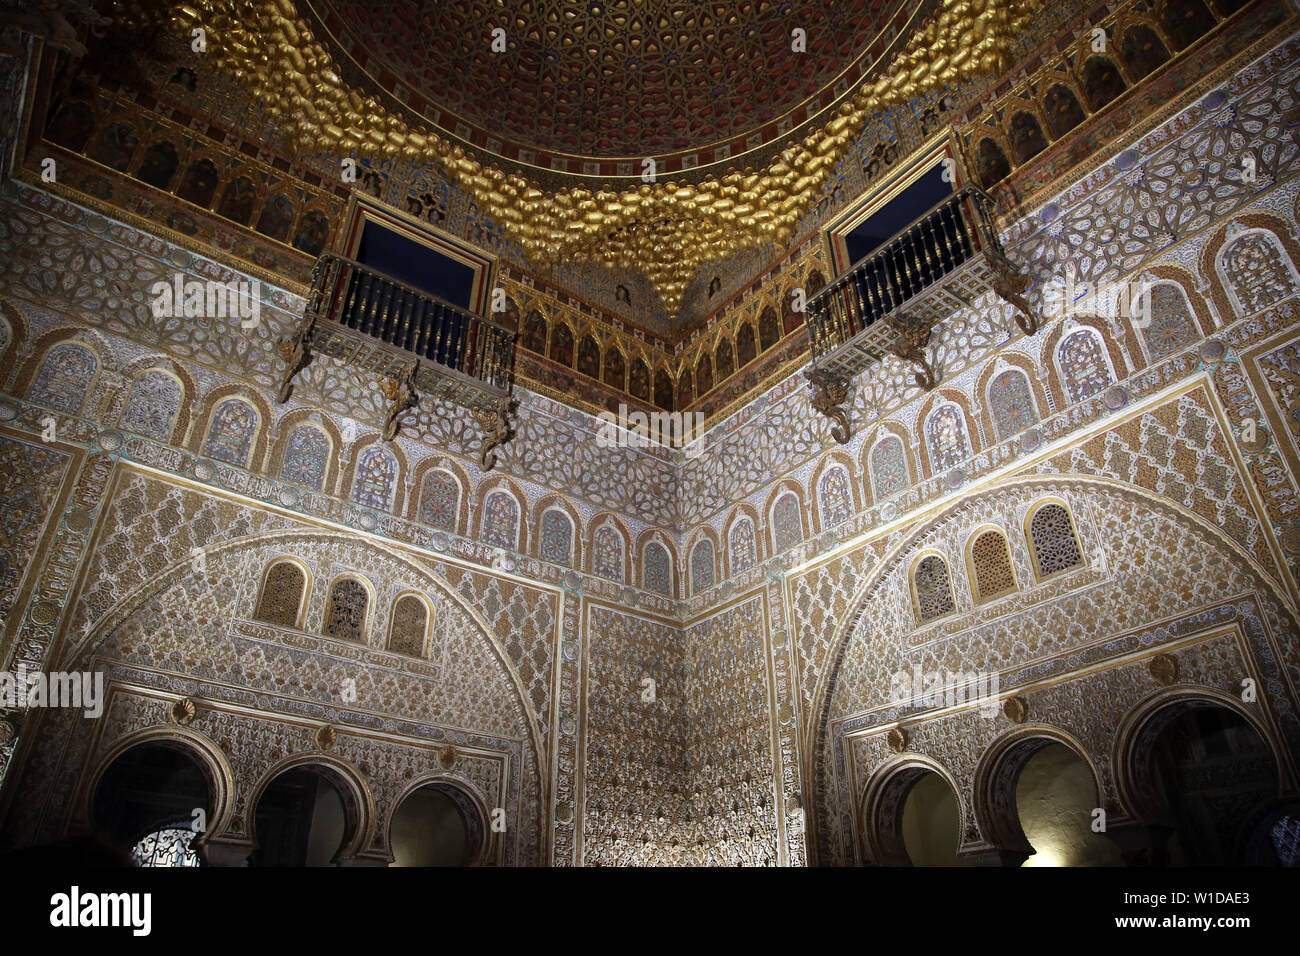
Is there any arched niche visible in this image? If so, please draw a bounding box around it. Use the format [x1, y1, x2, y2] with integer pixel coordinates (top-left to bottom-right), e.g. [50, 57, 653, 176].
[387, 779, 489, 866]
[973, 728, 1120, 866]
[249, 762, 362, 866]
[89, 740, 213, 866]
[860, 758, 963, 866]
[1119, 693, 1283, 865]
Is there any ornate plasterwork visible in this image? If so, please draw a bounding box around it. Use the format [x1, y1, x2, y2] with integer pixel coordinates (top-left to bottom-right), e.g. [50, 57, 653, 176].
[2, 469, 548, 863]
[1, 27, 1299, 868]
[805, 479, 1299, 864]
[582, 596, 781, 866]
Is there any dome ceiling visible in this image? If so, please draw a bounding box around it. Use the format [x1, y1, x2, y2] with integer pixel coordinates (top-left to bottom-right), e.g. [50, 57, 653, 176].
[128, 0, 1029, 316]
[310, 0, 911, 167]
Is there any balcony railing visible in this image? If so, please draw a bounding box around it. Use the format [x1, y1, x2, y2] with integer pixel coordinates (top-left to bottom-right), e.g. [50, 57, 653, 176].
[276, 253, 518, 469]
[804, 186, 1037, 443]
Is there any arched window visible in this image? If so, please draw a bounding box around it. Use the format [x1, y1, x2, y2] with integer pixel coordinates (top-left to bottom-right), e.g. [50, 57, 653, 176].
[521, 310, 547, 354]
[46, 100, 94, 152]
[988, 369, 1038, 441]
[782, 285, 803, 334]
[352, 445, 397, 511]
[870, 435, 909, 500]
[89, 122, 139, 172]
[677, 368, 694, 408]
[772, 492, 803, 553]
[653, 367, 674, 409]
[119, 369, 182, 441]
[1027, 502, 1084, 579]
[254, 559, 306, 628]
[292, 210, 331, 257]
[176, 158, 220, 208]
[736, 323, 757, 367]
[976, 137, 1011, 186]
[1220, 231, 1300, 316]
[280, 423, 330, 491]
[696, 354, 713, 395]
[604, 348, 625, 390]
[1140, 283, 1198, 360]
[1042, 85, 1086, 140]
[1007, 111, 1047, 165]
[482, 490, 519, 549]
[29, 343, 97, 414]
[1057, 328, 1115, 403]
[715, 339, 734, 380]
[417, 469, 460, 531]
[136, 141, 179, 190]
[550, 324, 574, 366]
[759, 306, 780, 351]
[1121, 25, 1170, 80]
[819, 466, 853, 528]
[388, 594, 430, 657]
[729, 517, 757, 575]
[629, 359, 651, 402]
[1080, 56, 1126, 112]
[690, 539, 715, 594]
[925, 404, 970, 472]
[256, 193, 295, 243]
[325, 577, 369, 642]
[203, 397, 258, 467]
[540, 508, 574, 565]
[643, 542, 672, 595]
[1162, 0, 1215, 50]
[593, 526, 624, 581]
[578, 335, 601, 379]
[216, 175, 256, 225]
[969, 530, 1016, 603]
[500, 297, 519, 335]
[913, 554, 956, 623]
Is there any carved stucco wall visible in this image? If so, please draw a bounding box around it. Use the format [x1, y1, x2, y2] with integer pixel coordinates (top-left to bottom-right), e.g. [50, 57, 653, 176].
[0, 30, 1298, 866]
[804, 475, 1298, 865]
[1, 468, 548, 863]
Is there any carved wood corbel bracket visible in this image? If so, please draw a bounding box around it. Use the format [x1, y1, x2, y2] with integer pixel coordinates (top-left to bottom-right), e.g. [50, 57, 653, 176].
[987, 244, 1040, 336]
[274, 311, 315, 403]
[804, 367, 853, 444]
[474, 397, 518, 471]
[886, 315, 936, 391]
[379, 360, 419, 442]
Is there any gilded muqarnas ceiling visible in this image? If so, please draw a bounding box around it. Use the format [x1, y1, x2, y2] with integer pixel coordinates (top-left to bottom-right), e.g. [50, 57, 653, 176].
[112, 0, 1031, 313]
[314, 0, 906, 160]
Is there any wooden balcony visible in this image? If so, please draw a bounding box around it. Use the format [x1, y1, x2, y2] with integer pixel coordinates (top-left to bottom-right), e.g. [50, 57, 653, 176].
[276, 253, 518, 469]
[803, 186, 1037, 443]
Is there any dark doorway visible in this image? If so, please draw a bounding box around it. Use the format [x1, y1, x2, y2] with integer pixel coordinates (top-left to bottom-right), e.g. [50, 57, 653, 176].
[1150, 706, 1278, 865]
[92, 742, 210, 866]
[251, 767, 348, 866]
[389, 785, 476, 866]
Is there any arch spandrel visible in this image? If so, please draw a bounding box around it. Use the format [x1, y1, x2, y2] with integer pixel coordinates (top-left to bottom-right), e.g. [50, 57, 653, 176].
[7, 522, 546, 865]
[805, 477, 1300, 864]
